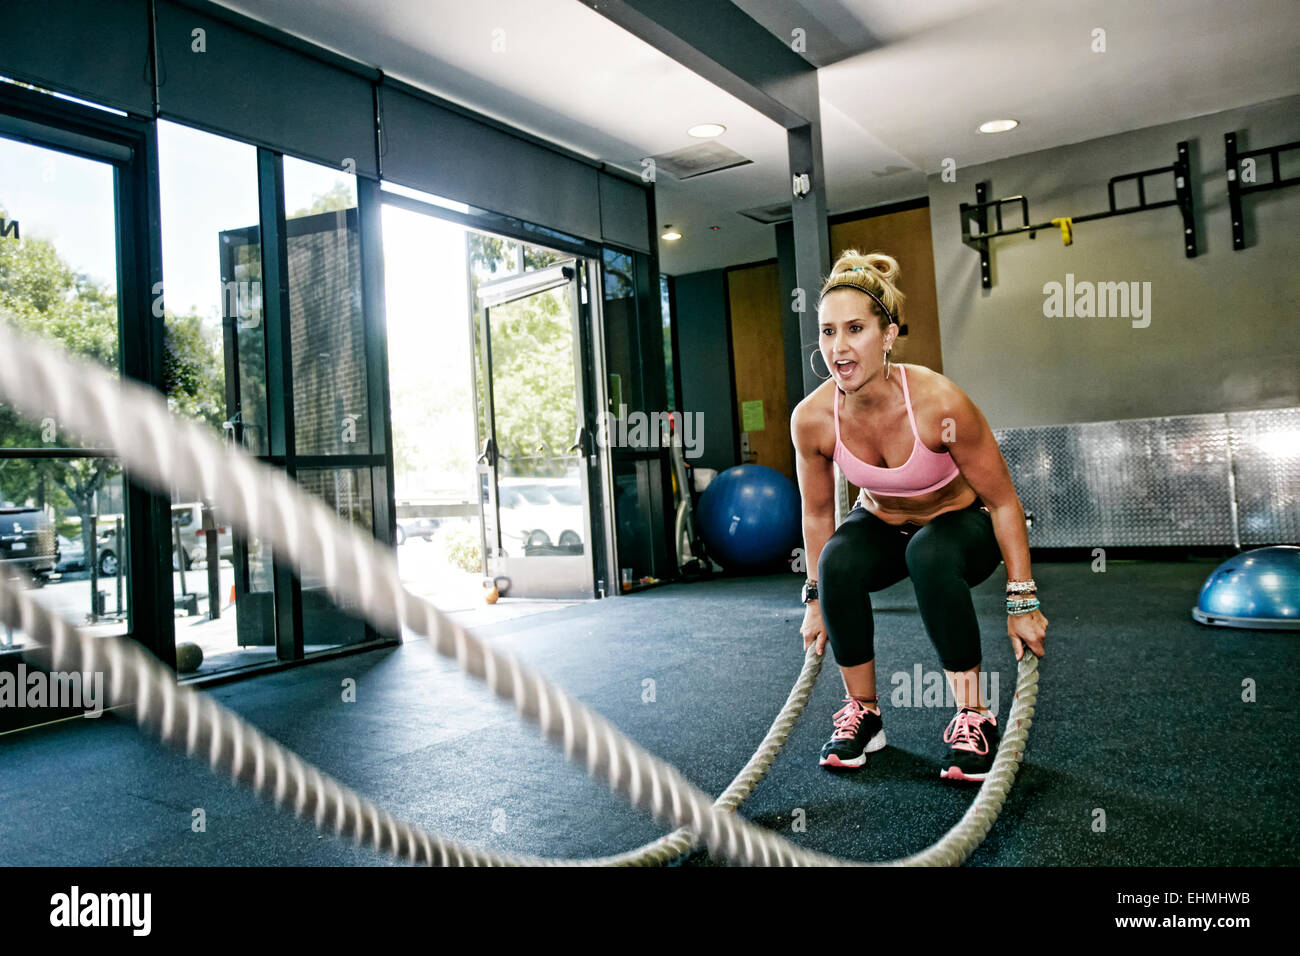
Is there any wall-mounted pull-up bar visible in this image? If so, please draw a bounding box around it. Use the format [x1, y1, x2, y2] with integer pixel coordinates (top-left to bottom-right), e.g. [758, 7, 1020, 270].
[1225, 131, 1300, 251]
[959, 141, 1197, 289]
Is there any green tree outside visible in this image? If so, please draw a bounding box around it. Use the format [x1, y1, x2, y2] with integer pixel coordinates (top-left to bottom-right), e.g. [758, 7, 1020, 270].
[1, 203, 222, 604]
[465, 232, 573, 478]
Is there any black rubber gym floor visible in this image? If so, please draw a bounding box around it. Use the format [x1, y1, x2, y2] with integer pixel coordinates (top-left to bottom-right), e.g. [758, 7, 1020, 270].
[2, 556, 1296, 866]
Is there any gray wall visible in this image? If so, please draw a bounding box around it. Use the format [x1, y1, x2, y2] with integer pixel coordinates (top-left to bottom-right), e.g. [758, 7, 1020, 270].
[928, 94, 1300, 428]
[673, 268, 739, 473]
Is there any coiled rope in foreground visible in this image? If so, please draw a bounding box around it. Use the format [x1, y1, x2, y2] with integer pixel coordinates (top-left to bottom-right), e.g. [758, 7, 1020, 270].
[0, 320, 1039, 866]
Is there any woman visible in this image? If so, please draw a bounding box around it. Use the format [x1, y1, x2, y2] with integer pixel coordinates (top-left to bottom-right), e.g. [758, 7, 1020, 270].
[790, 250, 1048, 783]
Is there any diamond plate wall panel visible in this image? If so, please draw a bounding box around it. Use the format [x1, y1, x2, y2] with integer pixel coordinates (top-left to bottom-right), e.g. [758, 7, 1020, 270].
[993, 425, 1099, 547]
[1228, 408, 1300, 545]
[994, 408, 1299, 548]
[1100, 414, 1235, 546]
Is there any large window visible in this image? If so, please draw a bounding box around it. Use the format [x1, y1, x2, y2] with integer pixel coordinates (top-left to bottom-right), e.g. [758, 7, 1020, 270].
[283, 156, 368, 457]
[282, 156, 381, 651]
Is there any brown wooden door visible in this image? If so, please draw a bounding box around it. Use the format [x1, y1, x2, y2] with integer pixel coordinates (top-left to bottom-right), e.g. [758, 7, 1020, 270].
[830, 204, 943, 374]
[726, 261, 794, 483]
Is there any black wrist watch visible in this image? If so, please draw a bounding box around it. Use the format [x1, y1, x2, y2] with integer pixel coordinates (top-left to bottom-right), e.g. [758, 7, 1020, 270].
[801, 580, 818, 605]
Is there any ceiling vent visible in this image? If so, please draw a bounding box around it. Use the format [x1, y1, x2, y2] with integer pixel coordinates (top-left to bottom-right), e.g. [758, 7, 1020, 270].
[737, 202, 792, 224]
[649, 142, 752, 180]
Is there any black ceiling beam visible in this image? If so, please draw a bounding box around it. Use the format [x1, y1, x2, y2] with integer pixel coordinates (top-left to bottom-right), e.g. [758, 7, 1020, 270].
[576, 0, 817, 129]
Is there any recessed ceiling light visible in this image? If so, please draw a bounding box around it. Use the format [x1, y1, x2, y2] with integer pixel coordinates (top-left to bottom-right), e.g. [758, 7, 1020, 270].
[978, 119, 1019, 134]
[661, 225, 682, 241]
[688, 123, 726, 138]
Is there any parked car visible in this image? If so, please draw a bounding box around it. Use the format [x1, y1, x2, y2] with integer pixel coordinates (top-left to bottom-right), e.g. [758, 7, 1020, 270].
[496, 479, 585, 554]
[56, 534, 86, 573]
[92, 525, 124, 576]
[171, 502, 234, 569]
[395, 516, 441, 545]
[59, 532, 120, 575]
[87, 505, 234, 576]
[0, 506, 59, 584]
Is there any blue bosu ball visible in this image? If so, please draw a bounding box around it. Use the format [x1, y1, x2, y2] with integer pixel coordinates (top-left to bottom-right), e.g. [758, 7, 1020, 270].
[1192, 545, 1300, 630]
[696, 464, 802, 571]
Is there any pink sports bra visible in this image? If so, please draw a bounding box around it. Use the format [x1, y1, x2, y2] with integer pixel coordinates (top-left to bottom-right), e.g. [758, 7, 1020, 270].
[833, 364, 961, 497]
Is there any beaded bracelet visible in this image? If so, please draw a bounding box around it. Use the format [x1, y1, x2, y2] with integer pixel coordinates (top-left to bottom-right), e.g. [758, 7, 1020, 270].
[1006, 579, 1037, 595]
[1006, 597, 1041, 616]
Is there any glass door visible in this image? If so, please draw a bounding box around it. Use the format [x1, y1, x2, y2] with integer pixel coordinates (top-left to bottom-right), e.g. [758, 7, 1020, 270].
[0, 128, 130, 644]
[475, 260, 598, 599]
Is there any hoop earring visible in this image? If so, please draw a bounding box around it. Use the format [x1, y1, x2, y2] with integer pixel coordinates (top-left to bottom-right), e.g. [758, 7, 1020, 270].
[810, 349, 832, 381]
[883, 348, 892, 380]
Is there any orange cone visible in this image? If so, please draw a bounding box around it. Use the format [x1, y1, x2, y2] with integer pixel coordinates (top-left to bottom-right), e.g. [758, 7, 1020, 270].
[226, 584, 237, 608]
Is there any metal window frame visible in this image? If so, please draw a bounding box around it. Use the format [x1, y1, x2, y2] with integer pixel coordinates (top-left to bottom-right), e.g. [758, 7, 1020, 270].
[255, 150, 394, 659]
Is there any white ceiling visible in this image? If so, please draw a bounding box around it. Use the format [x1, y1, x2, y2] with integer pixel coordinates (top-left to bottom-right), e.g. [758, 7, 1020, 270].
[217, 0, 1300, 275]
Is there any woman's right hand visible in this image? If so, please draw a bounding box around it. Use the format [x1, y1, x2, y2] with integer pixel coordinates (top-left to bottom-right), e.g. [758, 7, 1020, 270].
[801, 602, 827, 656]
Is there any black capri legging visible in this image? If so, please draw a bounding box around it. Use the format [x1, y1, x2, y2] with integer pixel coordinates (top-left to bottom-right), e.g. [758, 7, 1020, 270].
[816, 499, 1002, 673]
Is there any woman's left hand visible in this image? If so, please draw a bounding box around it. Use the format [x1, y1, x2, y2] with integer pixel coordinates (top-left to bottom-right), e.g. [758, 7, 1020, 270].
[1008, 607, 1047, 661]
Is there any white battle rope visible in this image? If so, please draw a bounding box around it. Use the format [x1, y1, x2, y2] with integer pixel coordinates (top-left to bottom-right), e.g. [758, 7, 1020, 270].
[0, 321, 1038, 866]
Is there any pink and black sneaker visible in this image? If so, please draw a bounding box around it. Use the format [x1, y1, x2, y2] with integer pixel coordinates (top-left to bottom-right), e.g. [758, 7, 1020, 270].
[819, 697, 886, 769]
[939, 708, 1000, 782]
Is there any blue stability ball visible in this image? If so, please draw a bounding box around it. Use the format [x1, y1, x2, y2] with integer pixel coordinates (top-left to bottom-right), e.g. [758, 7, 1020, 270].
[1192, 545, 1300, 630]
[696, 465, 802, 571]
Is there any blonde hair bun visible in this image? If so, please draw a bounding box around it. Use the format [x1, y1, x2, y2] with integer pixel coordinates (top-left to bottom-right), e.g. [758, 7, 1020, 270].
[830, 250, 900, 284]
